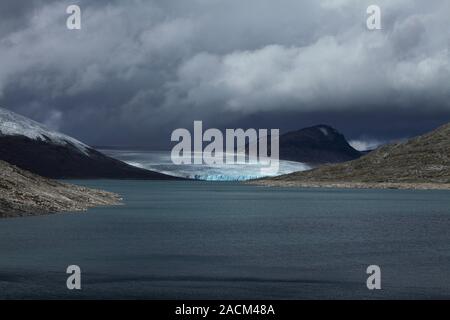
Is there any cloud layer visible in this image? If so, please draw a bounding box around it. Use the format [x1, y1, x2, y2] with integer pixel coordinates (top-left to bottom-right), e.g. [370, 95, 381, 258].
[0, 0, 449, 147]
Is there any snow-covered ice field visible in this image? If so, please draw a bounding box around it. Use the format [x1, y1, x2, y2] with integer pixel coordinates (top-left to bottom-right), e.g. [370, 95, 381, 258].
[101, 149, 310, 181]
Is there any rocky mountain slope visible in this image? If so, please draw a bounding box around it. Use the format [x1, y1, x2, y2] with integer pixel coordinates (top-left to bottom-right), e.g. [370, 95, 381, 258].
[0, 160, 121, 218]
[254, 125, 362, 164]
[253, 123, 450, 189]
[279, 125, 362, 163]
[0, 107, 178, 179]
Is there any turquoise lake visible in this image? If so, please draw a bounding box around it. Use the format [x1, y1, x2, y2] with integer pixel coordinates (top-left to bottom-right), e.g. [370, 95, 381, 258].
[1, 181, 450, 299]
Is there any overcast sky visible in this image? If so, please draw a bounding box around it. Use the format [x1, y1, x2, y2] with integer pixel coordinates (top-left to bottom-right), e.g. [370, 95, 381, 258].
[0, 0, 449, 148]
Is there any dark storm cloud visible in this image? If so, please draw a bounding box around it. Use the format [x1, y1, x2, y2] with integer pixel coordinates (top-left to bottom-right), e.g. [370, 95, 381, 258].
[0, 0, 449, 148]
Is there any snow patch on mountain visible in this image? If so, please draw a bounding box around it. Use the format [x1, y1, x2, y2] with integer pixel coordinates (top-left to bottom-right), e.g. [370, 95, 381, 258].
[0, 107, 90, 154]
[349, 139, 385, 152]
[319, 127, 329, 136]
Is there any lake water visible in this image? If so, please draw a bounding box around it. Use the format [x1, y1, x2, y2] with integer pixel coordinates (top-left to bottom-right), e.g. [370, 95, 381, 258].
[1, 180, 450, 299]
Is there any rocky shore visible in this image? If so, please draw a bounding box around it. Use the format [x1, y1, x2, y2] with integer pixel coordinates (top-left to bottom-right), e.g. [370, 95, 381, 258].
[252, 180, 450, 190]
[0, 160, 121, 218]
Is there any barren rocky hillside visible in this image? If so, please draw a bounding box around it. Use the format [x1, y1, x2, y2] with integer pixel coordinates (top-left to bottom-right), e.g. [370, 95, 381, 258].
[0, 160, 121, 218]
[253, 123, 450, 189]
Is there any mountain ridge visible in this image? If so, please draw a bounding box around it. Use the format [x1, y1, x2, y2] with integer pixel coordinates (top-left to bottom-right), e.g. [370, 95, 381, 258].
[247, 124, 363, 164]
[277, 124, 362, 164]
[0, 107, 180, 180]
[251, 122, 450, 189]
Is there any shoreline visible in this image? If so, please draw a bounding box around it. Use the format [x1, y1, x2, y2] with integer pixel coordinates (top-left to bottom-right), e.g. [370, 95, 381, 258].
[248, 180, 450, 190]
[0, 160, 123, 219]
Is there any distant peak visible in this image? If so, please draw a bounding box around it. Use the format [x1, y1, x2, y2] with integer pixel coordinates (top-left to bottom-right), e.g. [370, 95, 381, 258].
[315, 125, 336, 136]
[311, 124, 337, 132]
[288, 124, 341, 137]
[0, 107, 89, 154]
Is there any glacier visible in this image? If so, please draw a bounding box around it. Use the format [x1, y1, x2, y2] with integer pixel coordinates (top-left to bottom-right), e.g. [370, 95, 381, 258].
[102, 149, 310, 181]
